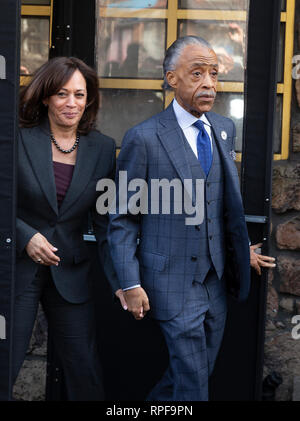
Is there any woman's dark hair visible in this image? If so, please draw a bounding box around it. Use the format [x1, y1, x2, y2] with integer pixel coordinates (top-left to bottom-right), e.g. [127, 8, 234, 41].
[19, 57, 99, 135]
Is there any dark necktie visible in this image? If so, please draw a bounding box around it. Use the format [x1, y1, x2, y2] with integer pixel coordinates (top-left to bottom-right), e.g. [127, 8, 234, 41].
[193, 120, 212, 177]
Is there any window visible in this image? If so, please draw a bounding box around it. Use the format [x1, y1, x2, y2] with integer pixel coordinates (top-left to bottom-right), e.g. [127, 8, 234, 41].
[20, 0, 53, 80]
[96, 0, 249, 154]
[96, 0, 295, 160]
[275, 0, 295, 160]
[19, 0, 295, 160]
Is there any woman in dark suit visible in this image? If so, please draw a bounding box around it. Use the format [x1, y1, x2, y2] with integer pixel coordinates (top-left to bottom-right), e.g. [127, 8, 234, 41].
[15, 57, 126, 400]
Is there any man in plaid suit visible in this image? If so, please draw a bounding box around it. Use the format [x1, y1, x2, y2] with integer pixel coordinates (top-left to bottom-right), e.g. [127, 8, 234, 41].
[108, 36, 275, 401]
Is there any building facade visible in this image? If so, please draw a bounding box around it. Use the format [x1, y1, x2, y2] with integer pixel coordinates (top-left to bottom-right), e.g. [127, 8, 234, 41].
[14, 0, 299, 401]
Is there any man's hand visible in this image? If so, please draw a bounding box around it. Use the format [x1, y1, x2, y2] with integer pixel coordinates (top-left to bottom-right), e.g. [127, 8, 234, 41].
[124, 287, 150, 320]
[115, 289, 128, 311]
[26, 233, 60, 266]
[250, 243, 276, 276]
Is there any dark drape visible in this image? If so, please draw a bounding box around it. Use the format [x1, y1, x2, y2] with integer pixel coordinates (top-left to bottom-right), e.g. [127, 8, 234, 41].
[0, 0, 20, 401]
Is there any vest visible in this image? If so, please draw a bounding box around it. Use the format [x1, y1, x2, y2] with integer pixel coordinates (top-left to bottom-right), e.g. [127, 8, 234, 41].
[183, 131, 226, 283]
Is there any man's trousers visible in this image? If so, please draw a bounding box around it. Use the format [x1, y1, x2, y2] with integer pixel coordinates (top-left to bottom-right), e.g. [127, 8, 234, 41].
[147, 269, 227, 401]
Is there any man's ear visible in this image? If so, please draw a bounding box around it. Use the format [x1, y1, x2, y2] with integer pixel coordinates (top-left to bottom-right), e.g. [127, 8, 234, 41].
[166, 71, 177, 90]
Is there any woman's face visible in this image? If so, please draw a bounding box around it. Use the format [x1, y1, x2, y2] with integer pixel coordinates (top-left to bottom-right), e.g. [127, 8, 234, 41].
[43, 69, 87, 131]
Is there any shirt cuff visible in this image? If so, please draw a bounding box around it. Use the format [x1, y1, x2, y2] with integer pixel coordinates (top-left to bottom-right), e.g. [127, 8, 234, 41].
[123, 284, 141, 291]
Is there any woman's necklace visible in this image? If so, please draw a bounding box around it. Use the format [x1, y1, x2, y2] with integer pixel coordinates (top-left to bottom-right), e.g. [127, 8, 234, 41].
[50, 132, 80, 154]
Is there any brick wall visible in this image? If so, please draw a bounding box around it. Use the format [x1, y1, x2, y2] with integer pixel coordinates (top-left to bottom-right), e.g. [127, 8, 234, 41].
[264, 0, 300, 401]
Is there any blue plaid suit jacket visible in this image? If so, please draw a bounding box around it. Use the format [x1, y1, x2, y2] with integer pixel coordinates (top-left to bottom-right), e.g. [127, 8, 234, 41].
[108, 104, 250, 320]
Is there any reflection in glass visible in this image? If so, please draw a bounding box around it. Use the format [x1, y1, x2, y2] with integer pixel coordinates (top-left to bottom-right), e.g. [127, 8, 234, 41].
[278, 23, 285, 83]
[20, 17, 49, 75]
[97, 90, 164, 146]
[99, 0, 167, 8]
[21, 0, 50, 4]
[212, 93, 244, 152]
[281, 0, 286, 11]
[179, 0, 248, 9]
[179, 20, 246, 82]
[274, 96, 283, 154]
[97, 18, 165, 78]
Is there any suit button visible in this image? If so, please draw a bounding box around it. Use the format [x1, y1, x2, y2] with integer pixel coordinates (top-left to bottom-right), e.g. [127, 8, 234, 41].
[209, 236, 213, 240]
[207, 183, 210, 188]
[195, 225, 201, 231]
[208, 218, 212, 223]
[191, 256, 197, 262]
[207, 201, 211, 205]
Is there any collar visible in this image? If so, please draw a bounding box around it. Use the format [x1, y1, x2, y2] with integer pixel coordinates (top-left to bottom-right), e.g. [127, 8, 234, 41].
[172, 98, 211, 130]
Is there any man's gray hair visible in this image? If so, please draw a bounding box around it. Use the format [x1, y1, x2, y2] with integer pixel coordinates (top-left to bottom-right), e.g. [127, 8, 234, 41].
[163, 36, 213, 90]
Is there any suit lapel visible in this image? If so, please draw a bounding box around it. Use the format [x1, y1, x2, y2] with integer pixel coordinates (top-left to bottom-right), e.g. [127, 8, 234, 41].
[206, 112, 244, 218]
[21, 122, 58, 215]
[59, 132, 101, 216]
[205, 112, 237, 177]
[157, 104, 195, 204]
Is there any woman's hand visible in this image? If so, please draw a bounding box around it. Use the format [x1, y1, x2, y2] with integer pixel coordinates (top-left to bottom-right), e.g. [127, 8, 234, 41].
[250, 243, 276, 276]
[26, 233, 60, 266]
[115, 289, 128, 311]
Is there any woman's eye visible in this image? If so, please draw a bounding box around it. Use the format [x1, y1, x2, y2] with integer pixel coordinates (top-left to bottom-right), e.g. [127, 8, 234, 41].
[57, 92, 66, 97]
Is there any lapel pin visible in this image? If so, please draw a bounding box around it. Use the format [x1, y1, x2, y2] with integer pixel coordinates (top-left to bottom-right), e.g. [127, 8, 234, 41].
[221, 131, 227, 141]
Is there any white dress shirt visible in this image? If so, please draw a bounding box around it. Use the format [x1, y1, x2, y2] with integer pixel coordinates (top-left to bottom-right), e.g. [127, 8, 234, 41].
[172, 98, 213, 158]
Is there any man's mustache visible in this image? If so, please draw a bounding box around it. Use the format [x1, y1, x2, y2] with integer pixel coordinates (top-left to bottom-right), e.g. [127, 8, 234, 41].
[195, 91, 216, 99]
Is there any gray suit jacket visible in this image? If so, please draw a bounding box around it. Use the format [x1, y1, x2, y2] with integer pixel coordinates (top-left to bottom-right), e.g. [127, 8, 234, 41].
[108, 104, 251, 320]
[17, 120, 119, 303]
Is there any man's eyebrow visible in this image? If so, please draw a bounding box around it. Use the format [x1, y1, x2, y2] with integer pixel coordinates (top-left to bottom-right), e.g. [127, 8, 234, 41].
[190, 62, 219, 69]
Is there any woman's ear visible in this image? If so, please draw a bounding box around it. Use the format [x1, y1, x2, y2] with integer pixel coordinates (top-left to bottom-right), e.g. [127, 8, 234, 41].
[42, 98, 48, 107]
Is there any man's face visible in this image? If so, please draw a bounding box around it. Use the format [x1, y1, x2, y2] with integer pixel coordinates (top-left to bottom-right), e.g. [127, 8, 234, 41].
[166, 44, 218, 117]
